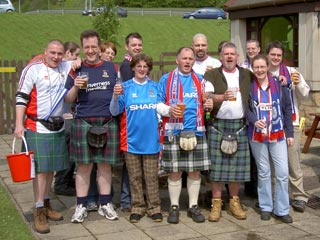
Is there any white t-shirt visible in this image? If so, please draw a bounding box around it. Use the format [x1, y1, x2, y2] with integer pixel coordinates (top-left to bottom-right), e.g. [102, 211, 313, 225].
[193, 56, 221, 76]
[215, 68, 244, 119]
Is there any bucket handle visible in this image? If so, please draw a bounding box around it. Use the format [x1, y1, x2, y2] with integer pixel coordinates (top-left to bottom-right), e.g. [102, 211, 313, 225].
[12, 136, 29, 155]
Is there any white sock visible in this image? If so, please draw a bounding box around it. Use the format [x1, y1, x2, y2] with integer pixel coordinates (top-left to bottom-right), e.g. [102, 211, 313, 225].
[187, 177, 201, 208]
[168, 178, 182, 207]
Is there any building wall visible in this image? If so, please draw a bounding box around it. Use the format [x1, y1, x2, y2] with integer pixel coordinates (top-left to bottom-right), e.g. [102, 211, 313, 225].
[230, 14, 320, 127]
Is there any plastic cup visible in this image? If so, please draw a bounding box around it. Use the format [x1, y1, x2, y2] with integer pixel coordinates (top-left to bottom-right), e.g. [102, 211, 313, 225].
[176, 102, 186, 118]
[79, 72, 89, 89]
[228, 87, 237, 101]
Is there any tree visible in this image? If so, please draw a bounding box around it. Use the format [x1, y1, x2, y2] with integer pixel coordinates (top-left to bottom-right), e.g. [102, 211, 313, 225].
[92, 0, 120, 46]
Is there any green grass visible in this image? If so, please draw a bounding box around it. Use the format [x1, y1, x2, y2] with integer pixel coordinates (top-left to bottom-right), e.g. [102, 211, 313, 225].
[0, 14, 230, 62]
[0, 184, 34, 240]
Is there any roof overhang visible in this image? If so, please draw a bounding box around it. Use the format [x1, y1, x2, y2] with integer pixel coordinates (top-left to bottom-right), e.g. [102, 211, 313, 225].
[224, 0, 320, 19]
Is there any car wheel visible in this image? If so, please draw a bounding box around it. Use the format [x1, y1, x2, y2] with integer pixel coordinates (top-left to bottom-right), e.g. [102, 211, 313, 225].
[189, 16, 194, 19]
[6, 10, 13, 13]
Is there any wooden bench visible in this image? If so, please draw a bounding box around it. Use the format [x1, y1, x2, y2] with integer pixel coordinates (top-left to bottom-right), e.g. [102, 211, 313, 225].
[302, 113, 320, 153]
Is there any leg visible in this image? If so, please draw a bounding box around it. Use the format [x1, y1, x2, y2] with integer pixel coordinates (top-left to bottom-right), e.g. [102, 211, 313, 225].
[125, 153, 145, 216]
[120, 161, 131, 210]
[96, 162, 118, 221]
[269, 140, 290, 216]
[208, 181, 223, 222]
[87, 163, 99, 211]
[250, 141, 273, 212]
[167, 172, 182, 224]
[186, 171, 205, 223]
[142, 154, 161, 216]
[288, 127, 309, 211]
[228, 182, 246, 220]
[75, 163, 93, 197]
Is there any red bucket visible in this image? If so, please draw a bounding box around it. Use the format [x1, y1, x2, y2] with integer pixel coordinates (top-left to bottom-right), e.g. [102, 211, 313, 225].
[6, 136, 35, 182]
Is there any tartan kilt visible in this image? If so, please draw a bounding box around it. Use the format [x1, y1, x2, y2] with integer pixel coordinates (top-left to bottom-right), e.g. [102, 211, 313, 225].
[25, 129, 68, 173]
[161, 135, 210, 172]
[209, 118, 250, 182]
[70, 117, 119, 165]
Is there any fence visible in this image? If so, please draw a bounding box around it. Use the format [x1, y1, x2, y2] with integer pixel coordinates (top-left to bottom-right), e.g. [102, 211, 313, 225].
[1, 52, 219, 135]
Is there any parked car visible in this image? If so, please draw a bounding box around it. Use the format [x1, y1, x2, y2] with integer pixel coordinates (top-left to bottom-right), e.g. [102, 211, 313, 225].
[82, 6, 127, 17]
[183, 7, 226, 19]
[0, 0, 15, 13]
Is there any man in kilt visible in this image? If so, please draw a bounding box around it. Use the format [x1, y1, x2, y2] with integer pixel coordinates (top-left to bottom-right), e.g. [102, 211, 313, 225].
[14, 40, 73, 234]
[65, 30, 119, 223]
[204, 42, 254, 222]
[157, 47, 213, 224]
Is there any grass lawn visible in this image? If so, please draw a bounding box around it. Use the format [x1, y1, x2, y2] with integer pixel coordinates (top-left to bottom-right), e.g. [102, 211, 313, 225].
[0, 14, 230, 62]
[0, 184, 34, 240]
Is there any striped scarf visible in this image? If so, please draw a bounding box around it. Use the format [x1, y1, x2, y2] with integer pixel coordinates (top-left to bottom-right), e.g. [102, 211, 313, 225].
[279, 63, 296, 121]
[250, 74, 285, 142]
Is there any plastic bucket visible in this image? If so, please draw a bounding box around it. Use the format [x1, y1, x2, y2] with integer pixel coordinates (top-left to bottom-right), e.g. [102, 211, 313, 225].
[6, 136, 35, 182]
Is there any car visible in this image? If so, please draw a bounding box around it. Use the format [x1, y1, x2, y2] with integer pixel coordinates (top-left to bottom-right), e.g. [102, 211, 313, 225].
[183, 7, 226, 19]
[0, 0, 15, 13]
[82, 6, 127, 17]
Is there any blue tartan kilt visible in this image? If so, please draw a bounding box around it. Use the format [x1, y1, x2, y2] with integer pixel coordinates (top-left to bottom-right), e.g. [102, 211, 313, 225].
[25, 129, 68, 173]
[69, 117, 120, 165]
[161, 135, 210, 173]
[208, 118, 250, 182]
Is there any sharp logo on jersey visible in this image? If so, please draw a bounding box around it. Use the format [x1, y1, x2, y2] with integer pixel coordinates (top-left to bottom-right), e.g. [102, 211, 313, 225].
[102, 70, 109, 78]
[149, 90, 155, 98]
[183, 92, 198, 98]
[129, 103, 157, 111]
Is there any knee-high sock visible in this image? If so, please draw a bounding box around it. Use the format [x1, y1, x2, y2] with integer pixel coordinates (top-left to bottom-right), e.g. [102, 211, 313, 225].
[187, 177, 201, 208]
[168, 178, 182, 207]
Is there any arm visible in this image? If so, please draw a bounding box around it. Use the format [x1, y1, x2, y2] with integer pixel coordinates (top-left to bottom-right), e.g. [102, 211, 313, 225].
[14, 106, 26, 138]
[294, 71, 310, 98]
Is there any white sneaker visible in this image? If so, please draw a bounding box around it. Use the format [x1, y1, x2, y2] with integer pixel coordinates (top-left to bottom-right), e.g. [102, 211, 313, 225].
[98, 203, 119, 220]
[71, 204, 88, 223]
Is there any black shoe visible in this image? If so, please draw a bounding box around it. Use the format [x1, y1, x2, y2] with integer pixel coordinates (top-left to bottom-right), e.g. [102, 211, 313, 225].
[167, 205, 179, 224]
[187, 205, 205, 223]
[150, 213, 163, 222]
[260, 211, 271, 221]
[54, 186, 76, 196]
[292, 200, 306, 213]
[273, 214, 293, 224]
[129, 213, 142, 223]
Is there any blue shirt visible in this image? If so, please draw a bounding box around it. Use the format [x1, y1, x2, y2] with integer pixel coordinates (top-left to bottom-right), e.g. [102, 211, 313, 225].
[113, 79, 160, 154]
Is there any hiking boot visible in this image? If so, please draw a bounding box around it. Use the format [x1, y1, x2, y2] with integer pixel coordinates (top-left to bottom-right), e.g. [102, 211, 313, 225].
[71, 204, 87, 223]
[208, 198, 222, 222]
[98, 203, 119, 220]
[292, 200, 306, 213]
[187, 205, 205, 223]
[44, 199, 63, 221]
[228, 196, 246, 220]
[167, 205, 179, 224]
[34, 207, 50, 234]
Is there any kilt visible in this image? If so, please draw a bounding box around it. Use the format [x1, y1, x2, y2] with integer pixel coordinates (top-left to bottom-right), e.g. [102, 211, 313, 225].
[25, 129, 68, 173]
[209, 118, 250, 182]
[161, 135, 210, 172]
[70, 117, 119, 165]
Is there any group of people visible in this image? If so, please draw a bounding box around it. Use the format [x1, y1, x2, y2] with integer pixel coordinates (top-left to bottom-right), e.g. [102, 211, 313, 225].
[14, 30, 310, 234]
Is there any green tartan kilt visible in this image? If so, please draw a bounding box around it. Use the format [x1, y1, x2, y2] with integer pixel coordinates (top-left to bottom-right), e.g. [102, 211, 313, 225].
[25, 129, 68, 173]
[208, 118, 250, 182]
[161, 135, 210, 172]
[69, 118, 119, 165]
